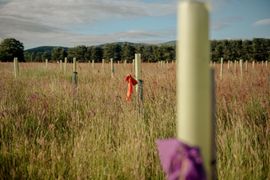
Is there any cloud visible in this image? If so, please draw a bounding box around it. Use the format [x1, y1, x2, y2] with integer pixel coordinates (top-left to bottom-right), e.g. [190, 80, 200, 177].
[2, 27, 174, 49]
[211, 16, 242, 31]
[0, 0, 176, 28]
[0, 0, 177, 48]
[253, 18, 270, 26]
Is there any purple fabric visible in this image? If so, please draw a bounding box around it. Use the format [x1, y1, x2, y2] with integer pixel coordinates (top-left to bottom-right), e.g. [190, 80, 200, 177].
[156, 139, 206, 180]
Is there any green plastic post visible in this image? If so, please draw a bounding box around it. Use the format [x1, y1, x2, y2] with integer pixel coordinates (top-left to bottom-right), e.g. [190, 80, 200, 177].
[13, 57, 19, 78]
[45, 59, 48, 69]
[110, 58, 114, 78]
[220, 57, 223, 80]
[240, 59, 243, 78]
[73, 58, 77, 72]
[60, 60, 63, 72]
[177, 0, 211, 176]
[64, 57, 67, 74]
[92, 60, 95, 68]
[135, 53, 142, 93]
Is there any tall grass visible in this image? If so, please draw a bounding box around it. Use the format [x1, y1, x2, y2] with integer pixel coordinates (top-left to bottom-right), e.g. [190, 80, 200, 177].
[0, 62, 269, 179]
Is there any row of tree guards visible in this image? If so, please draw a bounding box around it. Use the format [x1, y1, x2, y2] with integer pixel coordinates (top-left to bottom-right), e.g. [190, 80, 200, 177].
[13, 57, 268, 80]
[215, 58, 268, 80]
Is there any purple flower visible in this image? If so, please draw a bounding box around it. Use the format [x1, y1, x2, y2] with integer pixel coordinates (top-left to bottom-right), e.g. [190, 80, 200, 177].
[156, 139, 206, 180]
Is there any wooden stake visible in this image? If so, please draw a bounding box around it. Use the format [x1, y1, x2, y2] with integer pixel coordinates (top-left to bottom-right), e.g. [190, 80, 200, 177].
[72, 57, 77, 86]
[177, 0, 211, 176]
[110, 58, 114, 78]
[60, 60, 63, 72]
[240, 59, 243, 78]
[135, 53, 142, 93]
[13, 57, 19, 78]
[210, 68, 217, 180]
[45, 59, 48, 69]
[245, 60, 248, 72]
[220, 57, 223, 80]
[132, 59, 135, 73]
[73, 57, 77, 72]
[64, 57, 67, 74]
[102, 59, 105, 68]
[234, 60, 237, 74]
[92, 60, 95, 68]
[135, 53, 143, 112]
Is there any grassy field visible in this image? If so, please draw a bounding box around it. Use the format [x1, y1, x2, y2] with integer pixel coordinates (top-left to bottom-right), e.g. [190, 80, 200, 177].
[0, 62, 269, 179]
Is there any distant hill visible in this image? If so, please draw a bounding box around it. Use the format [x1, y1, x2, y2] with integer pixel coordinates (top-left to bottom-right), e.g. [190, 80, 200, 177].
[24, 41, 175, 53]
[25, 46, 68, 53]
[160, 41, 176, 46]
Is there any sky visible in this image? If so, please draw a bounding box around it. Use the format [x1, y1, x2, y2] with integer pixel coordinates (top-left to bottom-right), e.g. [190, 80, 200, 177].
[0, 0, 269, 49]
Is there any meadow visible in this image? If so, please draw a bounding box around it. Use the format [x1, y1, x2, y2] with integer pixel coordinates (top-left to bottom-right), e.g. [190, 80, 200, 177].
[0, 61, 269, 179]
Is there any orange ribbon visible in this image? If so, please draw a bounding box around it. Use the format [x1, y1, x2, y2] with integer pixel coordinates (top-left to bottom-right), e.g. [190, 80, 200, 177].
[125, 74, 138, 101]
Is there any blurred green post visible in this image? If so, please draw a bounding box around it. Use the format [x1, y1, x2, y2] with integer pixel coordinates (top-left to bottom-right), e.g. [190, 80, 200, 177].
[13, 57, 19, 78]
[177, 0, 212, 177]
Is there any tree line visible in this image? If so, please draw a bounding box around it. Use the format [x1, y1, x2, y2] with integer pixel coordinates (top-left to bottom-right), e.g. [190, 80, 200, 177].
[24, 43, 176, 63]
[0, 38, 269, 62]
[211, 38, 270, 62]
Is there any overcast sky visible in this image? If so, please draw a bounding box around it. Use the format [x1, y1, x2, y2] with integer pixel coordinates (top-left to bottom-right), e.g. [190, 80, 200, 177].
[0, 0, 269, 49]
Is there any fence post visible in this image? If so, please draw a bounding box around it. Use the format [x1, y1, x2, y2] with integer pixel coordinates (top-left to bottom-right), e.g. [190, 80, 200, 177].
[177, 0, 211, 177]
[64, 57, 67, 74]
[135, 53, 143, 113]
[240, 59, 243, 78]
[234, 60, 237, 74]
[13, 57, 19, 78]
[60, 59, 63, 72]
[45, 59, 48, 69]
[210, 68, 217, 179]
[72, 57, 78, 86]
[92, 60, 95, 68]
[102, 59, 105, 68]
[245, 60, 248, 72]
[110, 58, 114, 78]
[220, 57, 223, 80]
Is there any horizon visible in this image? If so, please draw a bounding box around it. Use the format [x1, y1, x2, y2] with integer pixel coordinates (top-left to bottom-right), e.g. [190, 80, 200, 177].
[0, 0, 270, 49]
[25, 37, 270, 51]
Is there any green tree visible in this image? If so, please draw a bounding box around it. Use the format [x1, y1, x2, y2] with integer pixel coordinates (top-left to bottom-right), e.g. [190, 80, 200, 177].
[34, 52, 43, 61]
[69, 45, 87, 61]
[153, 46, 162, 61]
[42, 51, 51, 61]
[0, 38, 24, 62]
[114, 44, 122, 61]
[252, 38, 267, 61]
[85, 46, 93, 60]
[122, 43, 135, 62]
[103, 44, 114, 61]
[242, 40, 253, 61]
[161, 45, 175, 61]
[103, 44, 121, 61]
[24, 51, 32, 62]
[143, 45, 155, 62]
[214, 42, 224, 62]
[222, 40, 232, 60]
[52, 47, 66, 61]
[91, 47, 103, 61]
